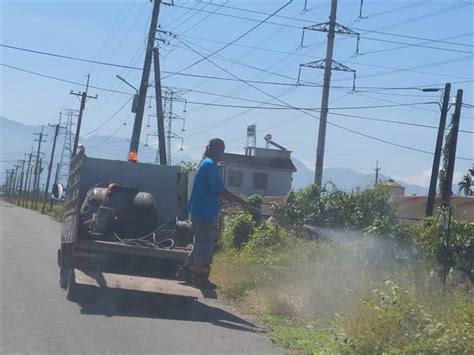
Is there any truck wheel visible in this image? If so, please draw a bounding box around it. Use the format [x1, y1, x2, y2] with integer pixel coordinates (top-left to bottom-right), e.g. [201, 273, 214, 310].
[59, 266, 68, 289]
[66, 270, 81, 302]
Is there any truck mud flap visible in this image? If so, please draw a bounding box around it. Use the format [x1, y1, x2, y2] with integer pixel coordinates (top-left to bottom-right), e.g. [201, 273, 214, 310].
[74, 269, 216, 299]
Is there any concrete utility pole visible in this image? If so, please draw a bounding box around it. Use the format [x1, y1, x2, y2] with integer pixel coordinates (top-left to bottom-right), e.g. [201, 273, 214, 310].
[32, 128, 47, 209]
[374, 161, 381, 185]
[21, 152, 33, 207]
[153, 47, 167, 165]
[426, 83, 451, 216]
[16, 159, 26, 205]
[42, 118, 65, 213]
[441, 89, 463, 207]
[298, 0, 358, 186]
[34, 158, 44, 209]
[71, 75, 98, 156]
[11, 165, 19, 199]
[3, 169, 9, 197]
[25, 159, 35, 207]
[315, 0, 337, 186]
[6, 169, 13, 196]
[128, 0, 161, 162]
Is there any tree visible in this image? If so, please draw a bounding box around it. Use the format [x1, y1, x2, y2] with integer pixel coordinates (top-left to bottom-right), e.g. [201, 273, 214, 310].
[458, 171, 473, 196]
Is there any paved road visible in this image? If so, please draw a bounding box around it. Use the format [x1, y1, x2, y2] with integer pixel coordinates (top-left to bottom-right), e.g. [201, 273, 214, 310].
[0, 202, 281, 354]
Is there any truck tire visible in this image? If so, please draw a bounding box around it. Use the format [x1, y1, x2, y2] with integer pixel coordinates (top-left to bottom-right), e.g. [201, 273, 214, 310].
[66, 270, 81, 302]
[58, 245, 71, 290]
[59, 266, 68, 289]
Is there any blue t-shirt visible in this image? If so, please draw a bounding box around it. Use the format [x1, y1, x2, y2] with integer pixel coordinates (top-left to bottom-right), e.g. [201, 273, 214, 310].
[188, 157, 226, 222]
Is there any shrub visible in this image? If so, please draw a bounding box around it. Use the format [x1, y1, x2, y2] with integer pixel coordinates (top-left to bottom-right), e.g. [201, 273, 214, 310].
[280, 184, 396, 230]
[219, 212, 255, 251]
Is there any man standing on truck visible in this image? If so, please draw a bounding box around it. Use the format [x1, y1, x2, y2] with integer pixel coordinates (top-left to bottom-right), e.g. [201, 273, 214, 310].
[180, 138, 250, 288]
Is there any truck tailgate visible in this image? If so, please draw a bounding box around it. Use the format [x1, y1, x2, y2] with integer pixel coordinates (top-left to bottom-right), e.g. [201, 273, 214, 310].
[74, 269, 216, 299]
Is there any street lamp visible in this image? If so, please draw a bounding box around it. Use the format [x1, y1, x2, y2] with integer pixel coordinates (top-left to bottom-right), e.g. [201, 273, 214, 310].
[116, 75, 139, 113]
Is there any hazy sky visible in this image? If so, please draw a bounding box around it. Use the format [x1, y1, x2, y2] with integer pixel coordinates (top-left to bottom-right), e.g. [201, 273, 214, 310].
[1, 0, 473, 187]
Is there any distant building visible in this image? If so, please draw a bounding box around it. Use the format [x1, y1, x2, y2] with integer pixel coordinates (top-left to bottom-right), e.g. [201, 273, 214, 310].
[380, 179, 405, 197]
[222, 146, 297, 197]
[393, 196, 474, 224]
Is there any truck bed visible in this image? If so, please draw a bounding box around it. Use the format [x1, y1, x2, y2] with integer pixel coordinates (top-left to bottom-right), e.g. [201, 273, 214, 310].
[76, 239, 190, 261]
[74, 269, 215, 299]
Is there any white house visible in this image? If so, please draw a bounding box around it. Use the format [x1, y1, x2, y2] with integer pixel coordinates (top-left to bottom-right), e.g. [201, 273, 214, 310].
[222, 147, 297, 197]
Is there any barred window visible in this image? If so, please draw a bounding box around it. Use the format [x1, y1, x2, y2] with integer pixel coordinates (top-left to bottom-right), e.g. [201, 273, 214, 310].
[228, 169, 243, 188]
[253, 172, 268, 190]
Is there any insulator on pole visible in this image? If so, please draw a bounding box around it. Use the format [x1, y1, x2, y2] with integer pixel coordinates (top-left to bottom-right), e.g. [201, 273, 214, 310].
[298, 29, 306, 49]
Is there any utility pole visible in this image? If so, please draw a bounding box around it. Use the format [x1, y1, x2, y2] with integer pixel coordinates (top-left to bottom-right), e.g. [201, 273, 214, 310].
[25, 158, 35, 207]
[16, 159, 26, 205]
[11, 164, 20, 200]
[6, 169, 13, 197]
[32, 128, 47, 209]
[21, 152, 33, 207]
[3, 169, 9, 197]
[426, 83, 451, 216]
[128, 0, 161, 162]
[297, 0, 358, 186]
[42, 117, 65, 213]
[153, 47, 167, 165]
[71, 75, 98, 156]
[441, 89, 463, 207]
[374, 161, 381, 185]
[34, 158, 44, 209]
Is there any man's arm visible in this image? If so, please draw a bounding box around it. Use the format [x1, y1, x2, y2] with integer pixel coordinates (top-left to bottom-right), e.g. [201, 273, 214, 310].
[219, 189, 253, 211]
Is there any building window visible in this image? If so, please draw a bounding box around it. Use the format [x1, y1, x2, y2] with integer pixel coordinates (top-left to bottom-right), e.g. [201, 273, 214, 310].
[228, 169, 243, 188]
[253, 172, 268, 190]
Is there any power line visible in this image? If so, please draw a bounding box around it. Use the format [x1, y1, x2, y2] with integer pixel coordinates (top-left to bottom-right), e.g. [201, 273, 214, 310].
[82, 96, 134, 138]
[89, 0, 137, 76]
[358, 34, 473, 55]
[5, 38, 471, 90]
[171, 1, 474, 48]
[175, 0, 228, 35]
[336, 88, 474, 122]
[177, 38, 473, 162]
[375, 2, 472, 31]
[5, 58, 458, 92]
[180, 99, 473, 133]
[332, 55, 474, 83]
[174, 38, 472, 84]
[360, 1, 427, 20]
[162, 0, 293, 79]
[167, 0, 207, 32]
[352, 27, 474, 48]
[182, 99, 439, 111]
[357, 32, 473, 56]
[87, 113, 132, 149]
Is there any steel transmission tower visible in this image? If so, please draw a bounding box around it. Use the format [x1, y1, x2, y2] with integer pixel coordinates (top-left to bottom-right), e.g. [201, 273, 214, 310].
[163, 88, 186, 166]
[55, 109, 76, 185]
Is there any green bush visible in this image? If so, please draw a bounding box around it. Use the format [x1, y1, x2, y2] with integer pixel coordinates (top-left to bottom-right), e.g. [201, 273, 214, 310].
[220, 212, 255, 251]
[280, 184, 396, 230]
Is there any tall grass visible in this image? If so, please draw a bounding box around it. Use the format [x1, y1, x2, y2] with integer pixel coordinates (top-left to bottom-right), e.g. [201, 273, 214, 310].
[211, 210, 473, 354]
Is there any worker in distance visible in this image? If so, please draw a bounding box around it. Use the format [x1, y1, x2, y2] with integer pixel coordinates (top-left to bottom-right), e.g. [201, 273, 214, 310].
[179, 138, 251, 288]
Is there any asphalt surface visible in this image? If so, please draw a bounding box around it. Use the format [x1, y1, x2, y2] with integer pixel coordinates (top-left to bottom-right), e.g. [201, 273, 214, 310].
[0, 202, 282, 354]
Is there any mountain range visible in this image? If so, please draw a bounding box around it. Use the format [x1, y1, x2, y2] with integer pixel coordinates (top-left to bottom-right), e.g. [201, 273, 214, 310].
[0, 116, 428, 195]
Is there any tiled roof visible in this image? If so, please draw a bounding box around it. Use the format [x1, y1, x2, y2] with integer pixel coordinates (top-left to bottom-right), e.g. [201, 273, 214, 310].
[222, 153, 297, 172]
